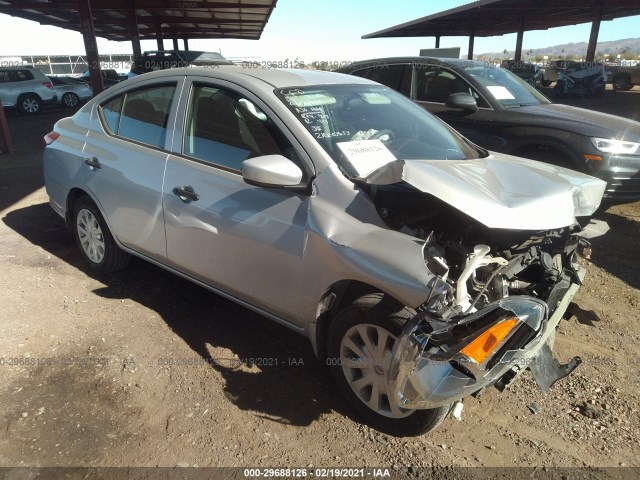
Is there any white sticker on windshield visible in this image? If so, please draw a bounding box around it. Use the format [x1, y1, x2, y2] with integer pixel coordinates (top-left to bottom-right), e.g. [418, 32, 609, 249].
[486, 85, 516, 100]
[337, 140, 397, 177]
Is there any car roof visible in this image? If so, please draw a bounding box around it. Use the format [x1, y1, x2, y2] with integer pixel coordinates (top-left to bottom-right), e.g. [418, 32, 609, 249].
[127, 65, 375, 89]
[342, 56, 487, 69]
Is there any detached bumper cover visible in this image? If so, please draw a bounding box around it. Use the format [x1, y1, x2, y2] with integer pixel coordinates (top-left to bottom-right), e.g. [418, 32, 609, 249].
[389, 267, 585, 410]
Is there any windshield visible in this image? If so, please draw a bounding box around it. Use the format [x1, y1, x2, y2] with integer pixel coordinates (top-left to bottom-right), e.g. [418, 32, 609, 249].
[277, 85, 481, 176]
[463, 64, 550, 108]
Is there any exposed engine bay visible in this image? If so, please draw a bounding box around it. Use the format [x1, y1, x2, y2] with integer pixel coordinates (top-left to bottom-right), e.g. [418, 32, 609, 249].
[362, 181, 588, 319]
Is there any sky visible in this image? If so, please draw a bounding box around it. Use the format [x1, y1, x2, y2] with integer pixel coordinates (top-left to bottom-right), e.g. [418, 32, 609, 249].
[0, 0, 639, 62]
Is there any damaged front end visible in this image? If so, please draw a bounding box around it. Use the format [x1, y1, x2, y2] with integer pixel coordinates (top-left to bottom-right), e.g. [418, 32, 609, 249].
[387, 226, 594, 410]
[347, 155, 607, 411]
[390, 289, 583, 410]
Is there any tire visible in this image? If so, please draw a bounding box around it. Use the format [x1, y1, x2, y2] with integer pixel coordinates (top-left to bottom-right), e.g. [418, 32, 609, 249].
[612, 75, 632, 91]
[327, 293, 450, 436]
[18, 94, 42, 114]
[72, 196, 130, 274]
[61, 92, 80, 108]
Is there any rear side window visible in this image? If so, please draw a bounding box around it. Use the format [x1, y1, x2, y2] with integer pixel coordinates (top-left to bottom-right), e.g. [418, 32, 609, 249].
[352, 65, 411, 97]
[98, 84, 177, 149]
[0, 71, 10, 83]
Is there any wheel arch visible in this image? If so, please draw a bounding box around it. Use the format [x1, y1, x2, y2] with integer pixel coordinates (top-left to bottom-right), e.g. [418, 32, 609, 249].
[310, 280, 409, 360]
[507, 139, 584, 171]
[65, 187, 123, 250]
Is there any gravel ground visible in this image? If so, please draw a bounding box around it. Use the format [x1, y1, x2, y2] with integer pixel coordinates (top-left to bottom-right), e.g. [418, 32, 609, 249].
[0, 103, 638, 479]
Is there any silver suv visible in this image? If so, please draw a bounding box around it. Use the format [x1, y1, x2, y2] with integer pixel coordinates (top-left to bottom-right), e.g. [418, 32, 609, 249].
[0, 66, 57, 114]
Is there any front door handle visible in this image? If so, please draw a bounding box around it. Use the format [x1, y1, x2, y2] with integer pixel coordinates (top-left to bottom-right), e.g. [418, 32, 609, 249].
[173, 185, 200, 202]
[84, 157, 102, 169]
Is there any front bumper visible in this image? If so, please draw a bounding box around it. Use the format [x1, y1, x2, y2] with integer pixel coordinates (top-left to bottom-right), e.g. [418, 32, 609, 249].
[389, 267, 585, 410]
[588, 153, 640, 203]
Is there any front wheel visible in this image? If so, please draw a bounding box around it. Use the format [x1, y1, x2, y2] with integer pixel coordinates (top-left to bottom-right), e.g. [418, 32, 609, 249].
[73, 196, 130, 273]
[327, 293, 450, 436]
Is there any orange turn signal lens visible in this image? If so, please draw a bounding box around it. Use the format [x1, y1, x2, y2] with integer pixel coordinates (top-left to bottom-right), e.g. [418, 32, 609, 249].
[460, 317, 519, 365]
[583, 154, 602, 161]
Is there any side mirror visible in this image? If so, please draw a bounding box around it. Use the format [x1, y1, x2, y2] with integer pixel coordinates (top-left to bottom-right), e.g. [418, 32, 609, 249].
[445, 92, 478, 113]
[242, 154, 304, 188]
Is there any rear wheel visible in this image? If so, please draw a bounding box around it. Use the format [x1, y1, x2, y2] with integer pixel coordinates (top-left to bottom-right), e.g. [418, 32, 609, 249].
[62, 92, 80, 108]
[612, 75, 632, 91]
[327, 293, 450, 436]
[18, 94, 42, 114]
[72, 196, 130, 274]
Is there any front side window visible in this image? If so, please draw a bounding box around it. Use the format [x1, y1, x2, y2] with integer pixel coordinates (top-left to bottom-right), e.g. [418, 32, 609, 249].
[98, 84, 177, 149]
[183, 84, 303, 174]
[277, 84, 482, 176]
[415, 65, 488, 107]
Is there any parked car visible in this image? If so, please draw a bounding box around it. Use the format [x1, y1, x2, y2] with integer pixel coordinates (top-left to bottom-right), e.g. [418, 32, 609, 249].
[606, 63, 640, 91]
[80, 68, 122, 88]
[130, 50, 233, 76]
[337, 57, 640, 203]
[0, 65, 57, 114]
[554, 63, 606, 98]
[48, 76, 93, 108]
[501, 60, 543, 89]
[44, 67, 606, 436]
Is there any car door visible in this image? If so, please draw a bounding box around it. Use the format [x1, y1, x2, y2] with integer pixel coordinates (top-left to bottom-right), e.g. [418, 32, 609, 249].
[411, 64, 503, 150]
[81, 78, 184, 260]
[162, 79, 314, 326]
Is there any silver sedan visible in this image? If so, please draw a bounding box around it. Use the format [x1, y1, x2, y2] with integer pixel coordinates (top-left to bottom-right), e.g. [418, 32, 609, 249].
[43, 66, 606, 436]
[47, 75, 93, 108]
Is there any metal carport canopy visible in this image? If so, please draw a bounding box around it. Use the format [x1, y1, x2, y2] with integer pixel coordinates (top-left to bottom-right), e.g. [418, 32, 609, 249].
[362, 0, 640, 61]
[0, 0, 277, 93]
[0, 0, 277, 41]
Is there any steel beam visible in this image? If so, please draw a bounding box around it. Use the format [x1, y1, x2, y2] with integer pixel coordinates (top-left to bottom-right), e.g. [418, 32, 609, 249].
[586, 1, 604, 62]
[77, 0, 104, 95]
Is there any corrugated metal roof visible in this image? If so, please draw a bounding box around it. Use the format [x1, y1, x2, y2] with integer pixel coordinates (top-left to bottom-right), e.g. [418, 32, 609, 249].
[0, 0, 278, 41]
[363, 0, 640, 38]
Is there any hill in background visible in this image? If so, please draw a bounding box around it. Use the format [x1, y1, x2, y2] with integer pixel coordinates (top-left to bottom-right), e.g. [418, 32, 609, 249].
[478, 37, 640, 61]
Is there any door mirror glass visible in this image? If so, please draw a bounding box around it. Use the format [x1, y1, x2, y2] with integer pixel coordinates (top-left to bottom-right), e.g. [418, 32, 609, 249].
[445, 92, 479, 112]
[242, 155, 304, 188]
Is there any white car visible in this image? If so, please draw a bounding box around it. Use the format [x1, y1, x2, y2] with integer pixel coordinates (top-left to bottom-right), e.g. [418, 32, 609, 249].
[0, 66, 57, 114]
[43, 66, 606, 436]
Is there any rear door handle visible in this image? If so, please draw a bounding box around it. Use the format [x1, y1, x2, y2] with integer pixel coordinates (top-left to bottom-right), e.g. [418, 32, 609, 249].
[173, 185, 199, 202]
[84, 157, 101, 169]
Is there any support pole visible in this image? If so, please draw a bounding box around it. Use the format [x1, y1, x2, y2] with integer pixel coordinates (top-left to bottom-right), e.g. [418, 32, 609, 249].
[467, 31, 475, 60]
[77, 0, 104, 95]
[184, 38, 189, 51]
[129, 10, 141, 58]
[0, 98, 13, 154]
[586, 0, 603, 62]
[173, 37, 179, 50]
[514, 18, 525, 61]
[156, 26, 164, 51]
[435, 35, 440, 48]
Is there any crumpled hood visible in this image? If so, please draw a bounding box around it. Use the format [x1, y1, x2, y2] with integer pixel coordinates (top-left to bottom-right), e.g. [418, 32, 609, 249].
[360, 153, 607, 230]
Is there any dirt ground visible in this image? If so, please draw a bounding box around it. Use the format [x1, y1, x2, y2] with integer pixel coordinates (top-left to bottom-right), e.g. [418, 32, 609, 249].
[0, 90, 639, 479]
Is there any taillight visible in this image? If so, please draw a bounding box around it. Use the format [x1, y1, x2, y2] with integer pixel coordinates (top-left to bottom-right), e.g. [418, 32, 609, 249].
[44, 131, 60, 145]
[43, 81, 53, 89]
